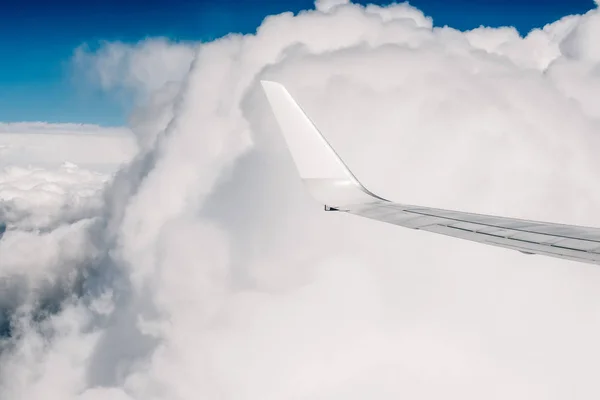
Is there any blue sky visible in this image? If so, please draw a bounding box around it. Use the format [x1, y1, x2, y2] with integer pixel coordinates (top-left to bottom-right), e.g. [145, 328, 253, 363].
[0, 0, 595, 126]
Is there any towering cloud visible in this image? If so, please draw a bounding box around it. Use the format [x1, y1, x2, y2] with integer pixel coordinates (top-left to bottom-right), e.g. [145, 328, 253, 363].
[2, 2, 600, 399]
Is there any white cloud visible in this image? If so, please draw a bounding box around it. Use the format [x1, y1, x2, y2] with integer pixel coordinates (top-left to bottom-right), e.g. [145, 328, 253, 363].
[3, 1, 600, 399]
[73, 39, 196, 100]
[0, 124, 135, 350]
[0, 122, 129, 136]
[0, 163, 106, 229]
[0, 122, 137, 171]
[315, 0, 349, 12]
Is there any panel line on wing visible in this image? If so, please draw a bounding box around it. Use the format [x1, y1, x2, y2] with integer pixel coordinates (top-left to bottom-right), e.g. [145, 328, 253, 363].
[403, 209, 600, 244]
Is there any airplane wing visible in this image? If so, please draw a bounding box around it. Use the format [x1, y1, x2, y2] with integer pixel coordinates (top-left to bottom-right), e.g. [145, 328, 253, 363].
[261, 80, 600, 266]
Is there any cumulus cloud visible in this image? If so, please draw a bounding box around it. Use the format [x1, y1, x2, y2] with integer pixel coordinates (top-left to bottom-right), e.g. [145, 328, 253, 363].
[0, 163, 107, 229]
[73, 39, 196, 100]
[315, 0, 349, 12]
[0, 124, 135, 342]
[3, 1, 600, 399]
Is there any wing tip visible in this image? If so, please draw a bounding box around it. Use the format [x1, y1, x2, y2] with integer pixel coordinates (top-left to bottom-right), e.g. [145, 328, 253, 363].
[261, 79, 387, 208]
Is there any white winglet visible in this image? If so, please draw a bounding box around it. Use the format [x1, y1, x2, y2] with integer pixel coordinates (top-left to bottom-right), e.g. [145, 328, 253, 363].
[260, 80, 387, 209]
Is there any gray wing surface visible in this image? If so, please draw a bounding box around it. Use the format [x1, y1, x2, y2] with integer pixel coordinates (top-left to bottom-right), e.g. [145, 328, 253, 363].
[346, 202, 600, 265]
[261, 80, 600, 266]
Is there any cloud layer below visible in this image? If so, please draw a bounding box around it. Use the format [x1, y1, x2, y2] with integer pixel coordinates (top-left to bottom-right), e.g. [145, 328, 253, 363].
[0, 123, 136, 171]
[3, 2, 600, 399]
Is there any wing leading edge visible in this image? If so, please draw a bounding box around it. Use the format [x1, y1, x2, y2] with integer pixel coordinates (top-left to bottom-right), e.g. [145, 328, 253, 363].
[261, 80, 600, 265]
